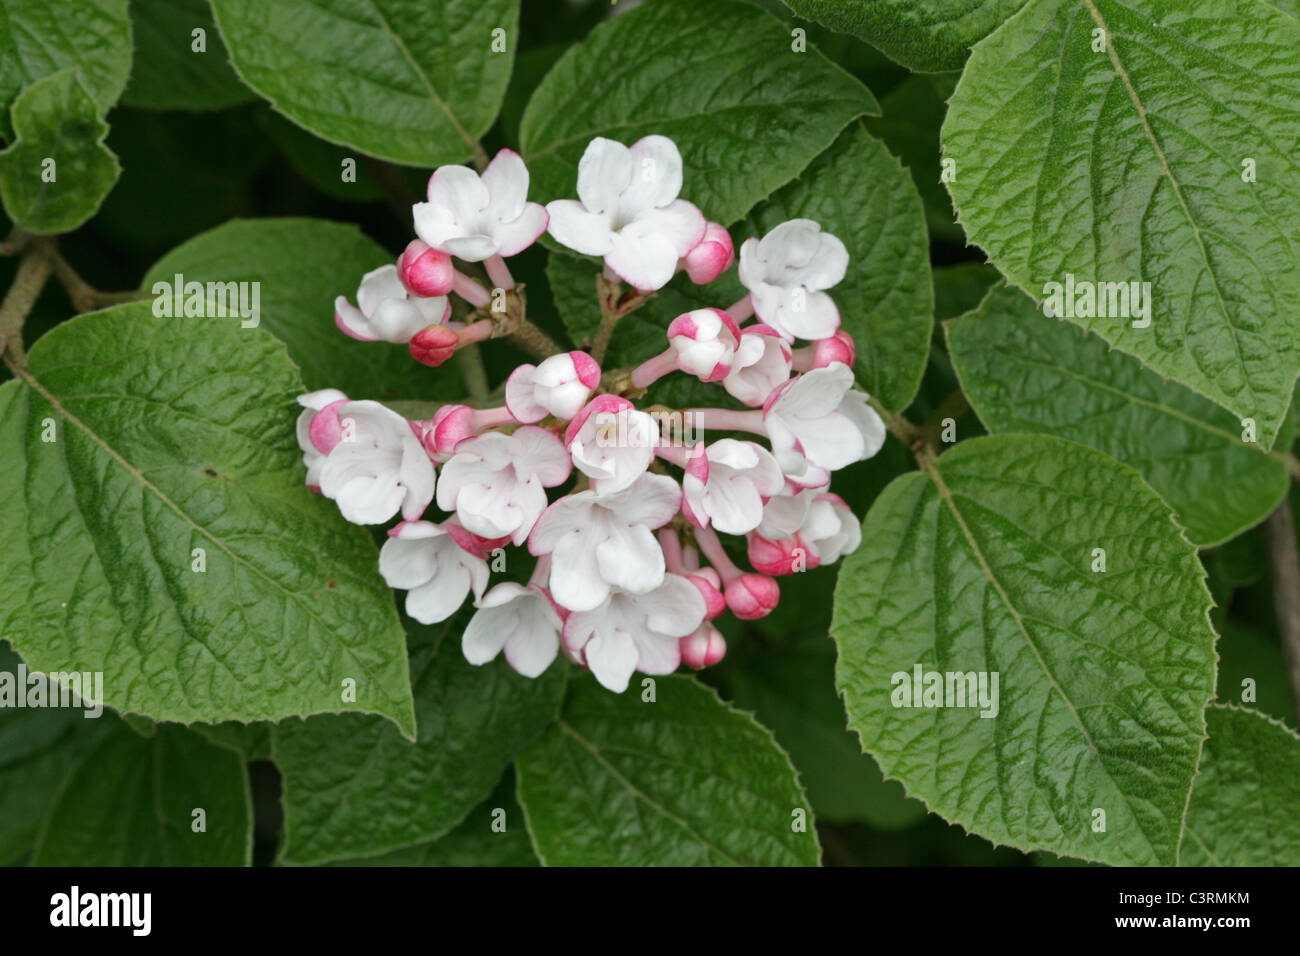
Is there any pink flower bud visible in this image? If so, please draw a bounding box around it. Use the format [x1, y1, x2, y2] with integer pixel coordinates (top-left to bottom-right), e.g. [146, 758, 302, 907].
[506, 351, 600, 423]
[812, 331, 856, 369]
[747, 533, 820, 576]
[681, 222, 734, 285]
[680, 625, 727, 669]
[668, 308, 742, 382]
[444, 518, 510, 560]
[725, 573, 780, 620]
[432, 404, 476, 453]
[306, 398, 350, 455]
[685, 572, 726, 621]
[397, 240, 455, 298]
[409, 324, 460, 367]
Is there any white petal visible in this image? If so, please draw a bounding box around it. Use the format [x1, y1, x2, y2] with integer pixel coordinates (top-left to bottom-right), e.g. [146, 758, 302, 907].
[546, 200, 614, 256]
[575, 137, 633, 215]
[584, 627, 639, 693]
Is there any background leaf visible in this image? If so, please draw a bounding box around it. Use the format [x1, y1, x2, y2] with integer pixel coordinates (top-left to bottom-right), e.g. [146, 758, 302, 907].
[209, 0, 519, 165]
[520, 0, 878, 225]
[516, 673, 822, 866]
[831, 434, 1218, 865]
[121, 0, 254, 111]
[0, 303, 416, 733]
[1181, 704, 1300, 866]
[948, 284, 1293, 546]
[943, 0, 1300, 446]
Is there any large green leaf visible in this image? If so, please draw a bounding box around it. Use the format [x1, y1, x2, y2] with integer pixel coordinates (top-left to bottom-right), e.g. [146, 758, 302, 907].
[741, 123, 932, 411]
[943, 0, 1300, 447]
[0, 303, 416, 733]
[324, 769, 538, 866]
[516, 674, 822, 866]
[209, 0, 518, 166]
[1181, 705, 1300, 866]
[831, 434, 1217, 865]
[783, 0, 1029, 72]
[0, 71, 120, 234]
[121, 0, 254, 111]
[520, 0, 878, 226]
[0, 0, 132, 138]
[31, 722, 252, 865]
[143, 218, 461, 400]
[273, 619, 565, 865]
[948, 285, 1292, 546]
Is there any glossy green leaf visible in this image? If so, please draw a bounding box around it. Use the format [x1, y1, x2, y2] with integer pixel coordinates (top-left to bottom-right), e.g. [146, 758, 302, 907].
[521, 0, 878, 225]
[0, 72, 120, 234]
[122, 0, 254, 111]
[273, 620, 565, 865]
[1181, 705, 1300, 866]
[209, 0, 518, 166]
[783, 0, 1029, 71]
[143, 218, 461, 400]
[832, 434, 1217, 865]
[0, 303, 416, 733]
[516, 674, 822, 866]
[943, 0, 1300, 446]
[0, 0, 131, 137]
[948, 285, 1292, 546]
[31, 722, 252, 865]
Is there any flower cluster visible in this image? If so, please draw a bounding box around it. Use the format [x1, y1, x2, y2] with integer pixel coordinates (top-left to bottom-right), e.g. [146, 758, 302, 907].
[297, 136, 885, 693]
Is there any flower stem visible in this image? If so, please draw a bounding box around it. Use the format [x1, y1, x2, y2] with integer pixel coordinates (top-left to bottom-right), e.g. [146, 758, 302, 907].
[484, 255, 515, 291]
[630, 349, 678, 389]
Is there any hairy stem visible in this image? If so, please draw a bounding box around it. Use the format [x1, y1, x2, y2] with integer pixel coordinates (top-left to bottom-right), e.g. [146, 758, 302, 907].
[1263, 496, 1300, 726]
[0, 241, 55, 368]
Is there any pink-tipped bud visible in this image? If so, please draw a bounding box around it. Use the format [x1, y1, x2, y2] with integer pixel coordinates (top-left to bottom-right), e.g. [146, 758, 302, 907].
[307, 398, 350, 455]
[397, 240, 455, 298]
[431, 403, 476, 453]
[747, 533, 820, 576]
[725, 573, 780, 620]
[681, 222, 734, 285]
[811, 330, 856, 369]
[686, 572, 727, 621]
[680, 625, 727, 669]
[445, 518, 510, 560]
[668, 308, 742, 382]
[409, 324, 460, 367]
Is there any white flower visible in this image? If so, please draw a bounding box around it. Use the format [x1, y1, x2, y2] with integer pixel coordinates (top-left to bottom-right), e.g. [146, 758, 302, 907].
[378, 521, 489, 624]
[763, 363, 885, 474]
[412, 148, 549, 261]
[564, 575, 706, 692]
[528, 473, 681, 612]
[296, 388, 348, 489]
[738, 219, 848, 341]
[723, 325, 792, 406]
[334, 265, 448, 343]
[800, 492, 860, 563]
[505, 350, 601, 423]
[462, 582, 563, 678]
[682, 439, 784, 535]
[546, 135, 706, 292]
[436, 427, 571, 545]
[317, 401, 435, 524]
[668, 308, 741, 382]
[565, 395, 658, 494]
[755, 486, 817, 540]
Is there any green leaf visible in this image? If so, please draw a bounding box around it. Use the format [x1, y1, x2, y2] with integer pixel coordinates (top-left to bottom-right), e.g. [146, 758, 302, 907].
[783, 0, 1029, 71]
[1214, 620, 1295, 729]
[742, 123, 932, 411]
[947, 285, 1292, 546]
[209, 0, 518, 166]
[121, 0, 254, 111]
[31, 722, 252, 865]
[718, 636, 927, 829]
[831, 434, 1217, 865]
[323, 769, 538, 866]
[143, 218, 462, 400]
[0, 0, 131, 136]
[1181, 705, 1300, 866]
[520, 0, 878, 226]
[191, 721, 273, 761]
[0, 641, 112, 863]
[943, 0, 1300, 447]
[272, 620, 565, 865]
[516, 673, 822, 866]
[0, 72, 120, 234]
[0, 303, 416, 734]
[258, 109, 386, 203]
[932, 262, 1000, 322]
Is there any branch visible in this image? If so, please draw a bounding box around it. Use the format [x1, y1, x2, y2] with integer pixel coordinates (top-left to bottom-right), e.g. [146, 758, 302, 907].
[591, 274, 648, 364]
[0, 241, 55, 368]
[1263, 496, 1300, 726]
